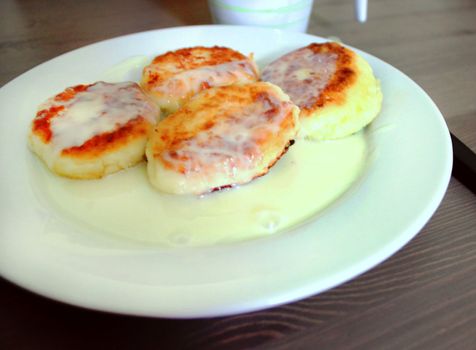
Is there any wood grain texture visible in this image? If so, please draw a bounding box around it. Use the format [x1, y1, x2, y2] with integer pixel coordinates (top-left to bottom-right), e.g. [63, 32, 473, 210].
[1, 0, 476, 349]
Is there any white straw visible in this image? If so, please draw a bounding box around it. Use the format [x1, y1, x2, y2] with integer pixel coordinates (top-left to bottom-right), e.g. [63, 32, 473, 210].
[355, 0, 368, 23]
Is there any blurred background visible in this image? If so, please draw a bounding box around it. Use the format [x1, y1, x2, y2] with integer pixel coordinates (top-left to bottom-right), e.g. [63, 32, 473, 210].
[1, 0, 474, 151]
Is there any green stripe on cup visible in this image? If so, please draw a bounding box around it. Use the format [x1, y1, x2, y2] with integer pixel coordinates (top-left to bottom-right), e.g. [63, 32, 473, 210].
[253, 16, 311, 29]
[211, 0, 312, 14]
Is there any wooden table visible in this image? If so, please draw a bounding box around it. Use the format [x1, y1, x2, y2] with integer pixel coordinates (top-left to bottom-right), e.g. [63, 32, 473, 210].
[1, 0, 475, 348]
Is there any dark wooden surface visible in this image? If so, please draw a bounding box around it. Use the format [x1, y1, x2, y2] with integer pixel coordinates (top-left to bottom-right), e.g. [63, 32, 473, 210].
[1, 0, 476, 349]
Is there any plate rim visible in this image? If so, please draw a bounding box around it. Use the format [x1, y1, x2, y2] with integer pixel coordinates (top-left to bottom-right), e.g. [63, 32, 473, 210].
[0, 25, 453, 318]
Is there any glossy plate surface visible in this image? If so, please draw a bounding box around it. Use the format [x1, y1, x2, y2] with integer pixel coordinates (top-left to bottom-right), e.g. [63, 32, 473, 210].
[0, 26, 452, 318]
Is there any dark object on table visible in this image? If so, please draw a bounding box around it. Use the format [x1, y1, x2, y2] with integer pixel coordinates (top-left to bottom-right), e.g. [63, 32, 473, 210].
[451, 132, 476, 195]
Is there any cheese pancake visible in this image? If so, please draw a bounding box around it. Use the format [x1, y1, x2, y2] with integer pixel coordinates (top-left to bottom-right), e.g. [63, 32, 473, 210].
[29, 82, 159, 179]
[141, 46, 259, 114]
[262, 42, 382, 140]
[146, 82, 300, 195]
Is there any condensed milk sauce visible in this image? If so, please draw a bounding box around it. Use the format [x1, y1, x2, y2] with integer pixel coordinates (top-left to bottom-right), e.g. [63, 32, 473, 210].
[31, 56, 368, 247]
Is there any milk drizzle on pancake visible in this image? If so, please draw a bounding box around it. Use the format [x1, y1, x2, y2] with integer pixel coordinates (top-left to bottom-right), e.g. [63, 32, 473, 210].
[160, 90, 293, 175]
[146, 60, 257, 99]
[262, 50, 337, 108]
[37, 82, 157, 153]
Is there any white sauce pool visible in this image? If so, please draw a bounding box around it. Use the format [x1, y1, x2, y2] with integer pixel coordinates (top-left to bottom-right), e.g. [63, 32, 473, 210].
[33, 134, 367, 247]
[30, 56, 368, 247]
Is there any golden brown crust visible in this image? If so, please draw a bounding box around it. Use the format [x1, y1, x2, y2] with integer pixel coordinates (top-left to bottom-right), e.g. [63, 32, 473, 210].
[29, 81, 159, 179]
[61, 117, 150, 159]
[152, 46, 248, 70]
[262, 42, 382, 140]
[151, 84, 296, 173]
[32, 84, 90, 143]
[299, 43, 357, 114]
[141, 46, 259, 113]
[146, 82, 300, 194]
[30, 82, 155, 159]
[142, 46, 256, 90]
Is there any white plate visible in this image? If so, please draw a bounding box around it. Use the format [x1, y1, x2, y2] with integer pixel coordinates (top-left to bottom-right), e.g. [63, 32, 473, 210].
[0, 25, 452, 318]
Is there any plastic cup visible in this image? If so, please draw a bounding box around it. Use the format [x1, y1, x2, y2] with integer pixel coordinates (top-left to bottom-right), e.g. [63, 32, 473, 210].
[208, 0, 314, 33]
